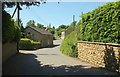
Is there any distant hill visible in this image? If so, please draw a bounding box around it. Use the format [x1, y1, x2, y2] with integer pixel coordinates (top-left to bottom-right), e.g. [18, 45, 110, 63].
[60, 1, 120, 57]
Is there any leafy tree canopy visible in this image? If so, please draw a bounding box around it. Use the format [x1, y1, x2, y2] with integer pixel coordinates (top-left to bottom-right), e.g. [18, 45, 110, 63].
[2, 0, 46, 9]
[37, 23, 44, 29]
[26, 20, 36, 27]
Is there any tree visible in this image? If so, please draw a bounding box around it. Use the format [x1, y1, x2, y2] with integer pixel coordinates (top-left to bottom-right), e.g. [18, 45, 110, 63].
[2, 10, 20, 43]
[37, 23, 44, 29]
[58, 24, 66, 29]
[2, 1, 46, 9]
[70, 21, 77, 26]
[53, 26, 55, 29]
[54, 24, 68, 37]
[15, 18, 23, 27]
[26, 20, 36, 27]
[21, 25, 24, 32]
[48, 29, 55, 35]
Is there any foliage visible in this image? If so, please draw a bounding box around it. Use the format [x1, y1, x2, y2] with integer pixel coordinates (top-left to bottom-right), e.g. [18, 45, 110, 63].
[26, 20, 36, 27]
[2, 1, 46, 9]
[60, 2, 120, 58]
[60, 25, 80, 57]
[37, 23, 44, 29]
[54, 22, 76, 38]
[2, 10, 20, 44]
[14, 18, 25, 38]
[69, 21, 77, 27]
[21, 25, 25, 32]
[54, 30, 62, 37]
[15, 18, 23, 27]
[46, 25, 56, 35]
[19, 38, 41, 49]
[48, 28, 55, 35]
[79, 2, 120, 43]
[55, 24, 69, 37]
[57, 24, 67, 29]
[13, 22, 21, 42]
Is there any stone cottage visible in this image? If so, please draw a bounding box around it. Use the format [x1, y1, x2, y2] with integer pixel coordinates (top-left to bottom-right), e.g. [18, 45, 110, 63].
[25, 26, 53, 47]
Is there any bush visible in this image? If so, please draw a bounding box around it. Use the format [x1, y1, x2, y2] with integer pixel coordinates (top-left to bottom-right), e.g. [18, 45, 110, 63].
[19, 38, 41, 49]
[60, 25, 79, 57]
[2, 10, 20, 44]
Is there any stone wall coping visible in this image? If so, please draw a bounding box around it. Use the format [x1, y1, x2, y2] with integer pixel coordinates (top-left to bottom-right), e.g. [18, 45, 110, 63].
[77, 41, 120, 47]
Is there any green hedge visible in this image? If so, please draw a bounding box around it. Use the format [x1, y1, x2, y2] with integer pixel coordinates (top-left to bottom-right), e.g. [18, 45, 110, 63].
[2, 10, 20, 44]
[19, 38, 41, 49]
[60, 2, 120, 58]
[79, 2, 120, 43]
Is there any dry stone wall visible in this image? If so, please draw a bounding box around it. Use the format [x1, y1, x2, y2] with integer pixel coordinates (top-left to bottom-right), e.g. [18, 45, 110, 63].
[77, 41, 120, 73]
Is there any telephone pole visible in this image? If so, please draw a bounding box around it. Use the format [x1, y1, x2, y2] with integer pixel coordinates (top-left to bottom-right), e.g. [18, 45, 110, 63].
[16, 2, 22, 52]
[73, 15, 75, 27]
[73, 15, 75, 22]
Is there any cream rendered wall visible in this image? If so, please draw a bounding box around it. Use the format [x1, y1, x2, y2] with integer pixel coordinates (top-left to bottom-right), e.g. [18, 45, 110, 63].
[2, 42, 17, 63]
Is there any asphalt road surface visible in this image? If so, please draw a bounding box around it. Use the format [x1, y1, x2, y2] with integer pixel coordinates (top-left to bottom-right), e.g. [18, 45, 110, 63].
[2, 39, 119, 75]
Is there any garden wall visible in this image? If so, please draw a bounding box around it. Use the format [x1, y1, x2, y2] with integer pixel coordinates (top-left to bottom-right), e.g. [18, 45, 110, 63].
[2, 42, 18, 63]
[77, 41, 120, 73]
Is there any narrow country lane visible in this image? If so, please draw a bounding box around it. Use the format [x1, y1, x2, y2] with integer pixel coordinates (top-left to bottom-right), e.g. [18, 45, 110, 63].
[2, 39, 119, 75]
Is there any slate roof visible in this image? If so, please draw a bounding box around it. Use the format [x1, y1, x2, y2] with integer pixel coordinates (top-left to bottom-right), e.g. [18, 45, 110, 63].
[25, 26, 52, 35]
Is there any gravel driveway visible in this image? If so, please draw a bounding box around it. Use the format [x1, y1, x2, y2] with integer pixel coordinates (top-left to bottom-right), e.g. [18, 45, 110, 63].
[2, 39, 119, 75]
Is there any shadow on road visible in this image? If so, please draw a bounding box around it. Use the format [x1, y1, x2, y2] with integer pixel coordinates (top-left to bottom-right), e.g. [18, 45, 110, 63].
[2, 52, 119, 75]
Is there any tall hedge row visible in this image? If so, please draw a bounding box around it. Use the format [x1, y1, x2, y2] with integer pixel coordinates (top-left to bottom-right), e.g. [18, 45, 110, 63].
[60, 2, 120, 57]
[2, 10, 20, 44]
[80, 2, 120, 43]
